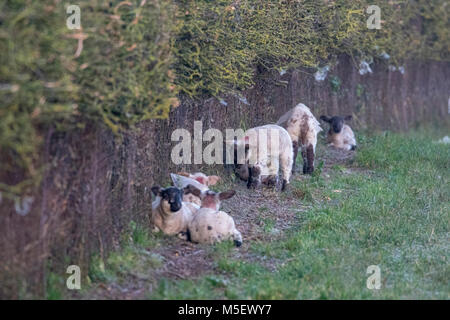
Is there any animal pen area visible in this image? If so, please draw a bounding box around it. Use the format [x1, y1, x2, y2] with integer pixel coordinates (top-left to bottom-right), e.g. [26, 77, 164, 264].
[0, 1, 449, 301]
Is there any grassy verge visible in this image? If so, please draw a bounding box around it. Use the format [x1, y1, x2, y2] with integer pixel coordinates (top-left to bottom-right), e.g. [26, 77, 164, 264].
[150, 130, 449, 299]
[67, 130, 448, 299]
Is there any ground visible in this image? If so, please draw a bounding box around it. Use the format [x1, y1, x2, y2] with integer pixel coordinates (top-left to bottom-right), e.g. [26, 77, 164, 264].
[65, 130, 449, 299]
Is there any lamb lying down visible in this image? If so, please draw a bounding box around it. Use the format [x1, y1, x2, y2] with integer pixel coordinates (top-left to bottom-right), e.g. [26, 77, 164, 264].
[176, 172, 220, 187]
[171, 172, 221, 206]
[185, 185, 243, 247]
[320, 115, 357, 151]
[150, 186, 198, 239]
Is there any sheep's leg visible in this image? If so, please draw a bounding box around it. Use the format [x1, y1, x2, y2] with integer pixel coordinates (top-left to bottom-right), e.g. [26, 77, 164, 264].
[306, 144, 315, 174]
[281, 179, 288, 191]
[247, 166, 253, 189]
[292, 141, 299, 174]
[301, 147, 308, 174]
[280, 151, 292, 192]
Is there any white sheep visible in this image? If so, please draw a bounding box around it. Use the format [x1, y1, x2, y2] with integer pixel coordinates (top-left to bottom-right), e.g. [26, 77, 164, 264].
[171, 172, 221, 206]
[150, 186, 199, 240]
[185, 185, 242, 247]
[177, 172, 220, 186]
[320, 115, 357, 151]
[232, 124, 293, 191]
[277, 103, 323, 174]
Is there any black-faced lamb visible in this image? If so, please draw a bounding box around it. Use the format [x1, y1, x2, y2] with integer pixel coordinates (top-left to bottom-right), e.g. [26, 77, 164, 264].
[276, 103, 323, 174]
[319, 115, 357, 151]
[231, 124, 293, 191]
[185, 184, 242, 247]
[150, 186, 198, 239]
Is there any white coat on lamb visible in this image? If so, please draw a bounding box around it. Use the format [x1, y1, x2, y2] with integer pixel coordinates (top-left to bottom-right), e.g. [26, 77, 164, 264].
[185, 185, 242, 247]
[150, 186, 198, 240]
[171, 172, 221, 206]
[232, 124, 293, 191]
[277, 103, 322, 174]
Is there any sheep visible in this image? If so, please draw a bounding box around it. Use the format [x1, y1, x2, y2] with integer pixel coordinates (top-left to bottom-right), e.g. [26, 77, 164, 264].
[171, 172, 220, 206]
[185, 184, 242, 247]
[177, 172, 220, 187]
[235, 124, 293, 191]
[320, 115, 357, 151]
[277, 103, 323, 174]
[150, 186, 199, 240]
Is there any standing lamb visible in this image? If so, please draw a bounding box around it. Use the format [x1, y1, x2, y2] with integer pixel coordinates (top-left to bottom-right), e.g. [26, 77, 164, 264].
[320, 115, 357, 151]
[150, 186, 198, 240]
[232, 124, 293, 191]
[185, 185, 242, 247]
[277, 103, 323, 174]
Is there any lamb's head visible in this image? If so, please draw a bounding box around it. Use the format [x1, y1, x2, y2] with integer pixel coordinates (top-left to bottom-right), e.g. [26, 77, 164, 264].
[152, 186, 183, 213]
[185, 184, 236, 211]
[320, 115, 352, 134]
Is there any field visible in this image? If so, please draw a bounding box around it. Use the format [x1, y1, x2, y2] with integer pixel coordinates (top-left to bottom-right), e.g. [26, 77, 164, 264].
[54, 129, 449, 300]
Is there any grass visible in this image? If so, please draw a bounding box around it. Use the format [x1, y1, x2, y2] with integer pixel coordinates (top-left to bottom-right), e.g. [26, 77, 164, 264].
[148, 130, 449, 299]
[72, 129, 449, 299]
[87, 221, 164, 285]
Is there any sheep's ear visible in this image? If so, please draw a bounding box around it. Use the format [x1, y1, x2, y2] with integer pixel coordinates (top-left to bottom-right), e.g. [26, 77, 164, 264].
[185, 184, 202, 198]
[151, 186, 162, 196]
[207, 175, 220, 186]
[320, 115, 331, 123]
[344, 115, 353, 121]
[219, 190, 236, 201]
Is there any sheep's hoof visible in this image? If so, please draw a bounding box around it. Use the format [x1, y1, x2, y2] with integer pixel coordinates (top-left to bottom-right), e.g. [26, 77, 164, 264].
[303, 166, 314, 174]
[351, 145, 357, 151]
[281, 179, 288, 191]
[247, 182, 257, 189]
[234, 240, 242, 247]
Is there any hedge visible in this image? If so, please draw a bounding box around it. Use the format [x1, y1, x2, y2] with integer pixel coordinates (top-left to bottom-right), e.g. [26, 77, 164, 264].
[0, 0, 448, 196]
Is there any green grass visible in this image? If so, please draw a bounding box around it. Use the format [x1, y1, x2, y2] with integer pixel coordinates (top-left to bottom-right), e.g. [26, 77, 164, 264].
[150, 130, 449, 299]
[87, 221, 164, 285]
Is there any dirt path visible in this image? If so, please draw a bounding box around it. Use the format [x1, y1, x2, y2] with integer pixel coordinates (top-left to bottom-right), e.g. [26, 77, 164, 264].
[78, 145, 358, 299]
